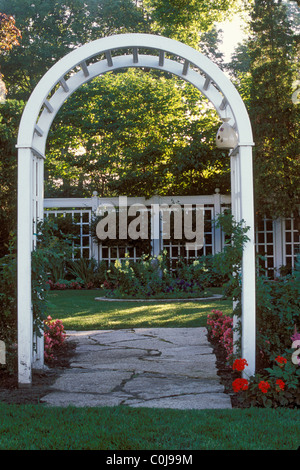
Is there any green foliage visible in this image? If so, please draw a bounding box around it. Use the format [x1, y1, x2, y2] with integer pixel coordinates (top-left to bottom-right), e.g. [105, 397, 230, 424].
[0, 99, 25, 257]
[35, 218, 75, 284]
[0, 0, 148, 100]
[256, 260, 300, 363]
[105, 252, 168, 297]
[248, 0, 300, 223]
[67, 257, 99, 288]
[143, 0, 239, 49]
[46, 70, 225, 198]
[238, 356, 300, 408]
[0, 239, 17, 370]
[212, 211, 250, 306]
[103, 251, 209, 299]
[175, 254, 227, 288]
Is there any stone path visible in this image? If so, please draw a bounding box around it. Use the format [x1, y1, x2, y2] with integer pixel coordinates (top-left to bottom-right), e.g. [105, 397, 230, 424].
[41, 327, 232, 409]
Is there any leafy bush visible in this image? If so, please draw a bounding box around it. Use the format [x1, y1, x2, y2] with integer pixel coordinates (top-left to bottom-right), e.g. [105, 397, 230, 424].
[103, 251, 208, 298]
[0, 220, 77, 371]
[0, 242, 17, 371]
[67, 257, 98, 288]
[256, 260, 300, 365]
[212, 211, 250, 307]
[105, 255, 149, 297]
[174, 254, 227, 288]
[35, 218, 74, 283]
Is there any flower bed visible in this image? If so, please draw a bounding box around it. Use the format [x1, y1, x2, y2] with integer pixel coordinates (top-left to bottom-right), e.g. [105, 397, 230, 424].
[207, 310, 300, 408]
[46, 279, 95, 290]
[44, 315, 67, 363]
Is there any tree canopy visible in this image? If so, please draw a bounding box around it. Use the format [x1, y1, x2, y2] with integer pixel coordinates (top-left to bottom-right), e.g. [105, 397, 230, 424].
[247, 0, 300, 225]
[0, 0, 237, 100]
[46, 69, 227, 198]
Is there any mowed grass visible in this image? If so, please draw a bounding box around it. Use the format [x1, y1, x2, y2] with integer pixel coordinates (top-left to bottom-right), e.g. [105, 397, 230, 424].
[46, 289, 232, 330]
[2, 289, 299, 451]
[0, 404, 299, 450]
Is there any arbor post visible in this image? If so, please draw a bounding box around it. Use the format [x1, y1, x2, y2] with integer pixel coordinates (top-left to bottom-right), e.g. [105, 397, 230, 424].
[238, 145, 256, 378]
[17, 147, 33, 387]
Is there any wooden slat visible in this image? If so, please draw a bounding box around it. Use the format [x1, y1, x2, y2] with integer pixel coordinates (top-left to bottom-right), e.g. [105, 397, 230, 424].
[133, 47, 139, 63]
[44, 100, 54, 113]
[59, 78, 69, 93]
[34, 124, 44, 137]
[182, 60, 189, 76]
[203, 76, 211, 91]
[80, 60, 90, 77]
[159, 50, 165, 67]
[219, 97, 227, 110]
[105, 50, 113, 67]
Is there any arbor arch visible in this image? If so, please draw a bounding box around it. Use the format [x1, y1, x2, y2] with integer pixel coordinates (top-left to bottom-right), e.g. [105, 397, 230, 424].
[17, 33, 256, 386]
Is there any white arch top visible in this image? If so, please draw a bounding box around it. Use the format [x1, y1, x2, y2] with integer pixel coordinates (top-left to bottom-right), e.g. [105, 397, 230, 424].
[17, 33, 254, 157]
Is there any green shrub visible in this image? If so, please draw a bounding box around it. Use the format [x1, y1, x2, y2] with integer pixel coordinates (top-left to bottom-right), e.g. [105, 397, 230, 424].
[67, 257, 98, 288]
[35, 218, 74, 283]
[256, 260, 300, 364]
[0, 241, 17, 371]
[175, 254, 227, 288]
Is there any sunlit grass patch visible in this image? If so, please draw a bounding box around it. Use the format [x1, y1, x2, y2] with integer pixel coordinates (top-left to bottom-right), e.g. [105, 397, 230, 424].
[47, 289, 232, 330]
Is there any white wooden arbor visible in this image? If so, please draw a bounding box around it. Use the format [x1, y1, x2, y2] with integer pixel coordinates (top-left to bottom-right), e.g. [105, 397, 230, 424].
[17, 33, 255, 386]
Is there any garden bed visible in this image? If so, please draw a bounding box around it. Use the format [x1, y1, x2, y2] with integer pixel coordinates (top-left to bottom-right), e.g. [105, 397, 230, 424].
[95, 294, 222, 302]
[208, 330, 300, 409]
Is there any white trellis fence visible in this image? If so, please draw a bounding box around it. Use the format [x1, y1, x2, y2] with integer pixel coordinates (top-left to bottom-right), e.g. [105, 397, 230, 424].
[44, 192, 299, 276]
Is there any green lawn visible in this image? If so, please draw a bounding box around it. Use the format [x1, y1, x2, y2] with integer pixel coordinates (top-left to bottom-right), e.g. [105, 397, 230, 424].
[3, 289, 298, 451]
[46, 288, 232, 330]
[0, 403, 299, 450]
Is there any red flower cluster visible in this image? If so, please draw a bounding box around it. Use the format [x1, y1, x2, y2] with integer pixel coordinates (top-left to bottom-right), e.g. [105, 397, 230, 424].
[275, 356, 287, 367]
[46, 279, 82, 290]
[233, 358, 248, 372]
[276, 379, 285, 391]
[258, 380, 270, 393]
[231, 355, 288, 400]
[232, 378, 249, 392]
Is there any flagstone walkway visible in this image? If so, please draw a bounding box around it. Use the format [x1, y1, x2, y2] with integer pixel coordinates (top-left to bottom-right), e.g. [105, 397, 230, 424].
[41, 327, 232, 409]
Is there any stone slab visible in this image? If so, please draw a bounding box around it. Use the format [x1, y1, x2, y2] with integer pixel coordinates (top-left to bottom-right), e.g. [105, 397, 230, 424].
[41, 328, 232, 409]
[125, 393, 233, 410]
